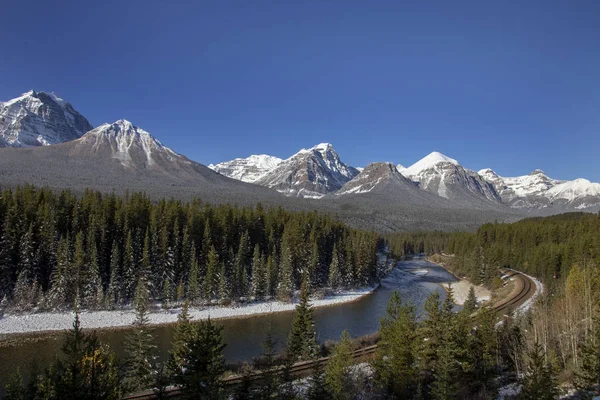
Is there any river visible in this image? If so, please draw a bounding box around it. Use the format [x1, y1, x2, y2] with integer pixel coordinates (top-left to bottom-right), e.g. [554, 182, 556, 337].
[0, 258, 457, 386]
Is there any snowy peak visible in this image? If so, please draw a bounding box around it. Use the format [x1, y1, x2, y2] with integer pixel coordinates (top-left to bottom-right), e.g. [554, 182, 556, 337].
[209, 154, 283, 183]
[402, 151, 459, 177]
[78, 119, 178, 168]
[255, 143, 359, 198]
[529, 169, 546, 176]
[0, 90, 93, 147]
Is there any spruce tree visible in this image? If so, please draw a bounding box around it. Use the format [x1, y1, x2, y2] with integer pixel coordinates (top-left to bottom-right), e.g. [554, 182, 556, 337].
[187, 255, 201, 305]
[277, 242, 294, 301]
[203, 245, 218, 301]
[179, 318, 227, 400]
[374, 291, 418, 398]
[328, 245, 342, 289]
[169, 302, 194, 381]
[48, 236, 70, 310]
[324, 330, 354, 400]
[519, 341, 559, 400]
[251, 245, 266, 300]
[3, 368, 26, 400]
[463, 285, 478, 315]
[254, 325, 280, 400]
[286, 273, 317, 362]
[123, 277, 157, 393]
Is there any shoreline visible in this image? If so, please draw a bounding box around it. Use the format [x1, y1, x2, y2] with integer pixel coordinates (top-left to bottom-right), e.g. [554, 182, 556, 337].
[0, 286, 377, 339]
[426, 257, 492, 306]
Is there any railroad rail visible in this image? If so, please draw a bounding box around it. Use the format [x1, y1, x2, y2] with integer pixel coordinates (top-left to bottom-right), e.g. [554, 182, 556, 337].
[123, 345, 377, 399]
[124, 271, 535, 399]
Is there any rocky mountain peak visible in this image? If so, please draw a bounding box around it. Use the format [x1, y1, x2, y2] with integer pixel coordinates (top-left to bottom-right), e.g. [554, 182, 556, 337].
[0, 90, 93, 148]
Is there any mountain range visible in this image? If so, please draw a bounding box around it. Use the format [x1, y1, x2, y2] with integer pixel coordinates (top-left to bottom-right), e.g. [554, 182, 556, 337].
[0, 90, 598, 232]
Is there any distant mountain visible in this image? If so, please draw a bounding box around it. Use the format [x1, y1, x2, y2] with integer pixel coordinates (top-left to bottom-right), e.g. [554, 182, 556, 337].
[252, 143, 359, 198]
[479, 168, 600, 211]
[0, 90, 92, 147]
[0, 119, 284, 205]
[209, 154, 282, 183]
[401, 152, 501, 205]
[338, 162, 417, 195]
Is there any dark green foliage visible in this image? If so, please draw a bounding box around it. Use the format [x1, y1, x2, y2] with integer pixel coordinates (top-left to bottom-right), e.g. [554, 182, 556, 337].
[178, 318, 227, 400]
[254, 325, 280, 400]
[18, 312, 122, 400]
[286, 273, 318, 362]
[324, 330, 354, 400]
[4, 369, 26, 400]
[0, 185, 379, 311]
[373, 291, 418, 398]
[519, 341, 559, 400]
[123, 278, 157, 393]
[575, 315, 600, 397]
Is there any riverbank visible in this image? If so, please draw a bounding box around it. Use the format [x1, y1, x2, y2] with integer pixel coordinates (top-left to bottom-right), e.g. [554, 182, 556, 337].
[0, 287, 376, 337]
[425, 256, 491, 306]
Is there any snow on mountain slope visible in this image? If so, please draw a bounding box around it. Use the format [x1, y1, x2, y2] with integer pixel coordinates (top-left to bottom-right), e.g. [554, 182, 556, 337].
[0, 90, 93, 147]
[209, 154, 282, 183]
[402, 152, 500, 204]
[254, 143, 359, 198]
[337, 162, 416, 195]
[78, 119, 179, 168]
[478, 168, 600, 210]
[402, 152, 459, 177]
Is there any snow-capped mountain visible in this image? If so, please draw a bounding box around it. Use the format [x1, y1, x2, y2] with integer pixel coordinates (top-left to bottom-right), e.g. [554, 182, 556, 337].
[76, 119, 180, 169]
[401, 152, 501, 204]
[338, 162, 415, 195]
[252, 143, 359, 198]
[0, 90, 92, 147]
[479, 168, 600, 210]
[209, 154, 282, 183]
[0, 119, 283, 205]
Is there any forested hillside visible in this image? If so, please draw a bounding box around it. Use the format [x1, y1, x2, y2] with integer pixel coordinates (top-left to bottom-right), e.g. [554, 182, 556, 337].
[387, 212, 600, 395]
[0, 186, 380, 312]
[388, 212, 600, 288]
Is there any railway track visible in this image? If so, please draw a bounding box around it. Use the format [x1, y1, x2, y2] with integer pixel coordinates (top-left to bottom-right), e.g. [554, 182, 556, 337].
[123, 345, 377, 399]
[492, 270, 534, 315]
[124, 271, 535, 399]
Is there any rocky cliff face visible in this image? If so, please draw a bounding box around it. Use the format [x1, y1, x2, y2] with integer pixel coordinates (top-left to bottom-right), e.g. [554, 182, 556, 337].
[0, 90, 93, 147]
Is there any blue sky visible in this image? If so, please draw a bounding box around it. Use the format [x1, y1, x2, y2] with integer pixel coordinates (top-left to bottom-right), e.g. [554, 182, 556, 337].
[1, 1, 599, 180]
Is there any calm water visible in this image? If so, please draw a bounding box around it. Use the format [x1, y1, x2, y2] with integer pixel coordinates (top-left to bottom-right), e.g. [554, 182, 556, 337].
[0, 258, 456, 386]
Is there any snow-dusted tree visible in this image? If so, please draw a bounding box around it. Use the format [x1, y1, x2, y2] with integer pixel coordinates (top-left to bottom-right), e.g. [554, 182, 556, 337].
[161, 278, 173, 310]
[277, 241, 294, 302]
[328, 245, 342, 290]
[48, 236, 70, 310]
[123, 277, 157, 393]
[251, 245, 266, 300]
[122, 231, 135, 301]
[105, 241, 121, 309]
[203, 245, 218, 300]
[187, 248, 201, 305]
[11, 270, 31, 311]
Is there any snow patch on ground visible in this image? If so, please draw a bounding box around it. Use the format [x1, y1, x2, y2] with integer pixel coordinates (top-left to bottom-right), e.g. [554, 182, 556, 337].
[0, 288, 376, 335]
[496, 382, 522, 399]
[443, 280, 491, 305]
[514, 272, 544, 316]
[406, 268, 429, 276]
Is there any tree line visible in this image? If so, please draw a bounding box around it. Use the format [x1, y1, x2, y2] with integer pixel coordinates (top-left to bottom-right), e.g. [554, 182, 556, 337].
[0, 186, 381, 313]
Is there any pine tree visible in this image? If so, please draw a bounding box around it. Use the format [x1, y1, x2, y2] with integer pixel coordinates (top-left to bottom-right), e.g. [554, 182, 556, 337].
[161, 278, 173, 310]
[575, 316, 600, 396]
[286, 273, 317, 362]
[463, 285, 478, 315]
[519, 341, 559, 400]
[251, 245, 266, 300]
[179, 318, 227, 400]
[217, 262, 229, 302]
[328, 245, 342, 289]
[187, 254, 201, 305]
[277, 242, 294, 301]
[169, 302, 194, 380]
[122, 231, 135, 300]
[48, 236, 70, 310]
[72, 232, 87, 305]
[123, 277, 157, 393]
[203, 245, 218, 301]
[254, 325, 280, 400]
[374, 291, 418, 398]
[325, 330, 354, 400]
[431, 287, 459, 400]
[3, 368, 26, 400]
[105, 241, 121, 309]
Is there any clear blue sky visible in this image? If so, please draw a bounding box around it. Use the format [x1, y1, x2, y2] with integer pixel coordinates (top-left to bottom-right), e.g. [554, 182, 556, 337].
[1, 1, 599, 180]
